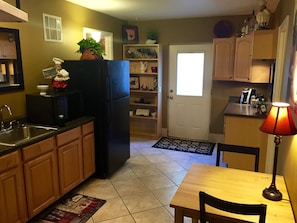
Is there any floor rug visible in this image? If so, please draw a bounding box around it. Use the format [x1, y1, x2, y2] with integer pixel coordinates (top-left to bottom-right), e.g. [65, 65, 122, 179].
[153, 137, 215, 155]
[28, 194, 106, 223]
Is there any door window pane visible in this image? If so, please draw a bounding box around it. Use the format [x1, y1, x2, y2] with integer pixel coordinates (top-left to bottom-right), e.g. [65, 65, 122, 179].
[176, 52, 204, 96]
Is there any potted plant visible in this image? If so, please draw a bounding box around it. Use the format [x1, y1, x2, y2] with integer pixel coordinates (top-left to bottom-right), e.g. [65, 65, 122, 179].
[145, 30, 158, 44]
[76, 37, 105, 60]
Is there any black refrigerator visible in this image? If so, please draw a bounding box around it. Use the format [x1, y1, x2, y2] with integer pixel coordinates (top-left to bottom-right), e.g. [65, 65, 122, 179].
[63, 60, 130, 178]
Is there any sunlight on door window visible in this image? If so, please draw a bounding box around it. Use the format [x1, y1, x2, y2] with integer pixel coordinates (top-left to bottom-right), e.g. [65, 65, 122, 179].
[176, 52, 204, 96]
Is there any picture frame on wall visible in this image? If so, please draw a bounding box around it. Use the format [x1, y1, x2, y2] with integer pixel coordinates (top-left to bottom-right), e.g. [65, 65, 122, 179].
[122, 25, 139, 43]
[130, 76, 140, 89]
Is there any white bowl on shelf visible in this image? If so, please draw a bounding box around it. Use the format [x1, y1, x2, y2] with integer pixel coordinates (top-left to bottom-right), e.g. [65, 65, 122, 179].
[37, 84, 49, 95]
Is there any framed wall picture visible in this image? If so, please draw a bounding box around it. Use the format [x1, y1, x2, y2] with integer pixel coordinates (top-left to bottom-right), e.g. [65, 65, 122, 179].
[130, 76, 140, 89]
[122, 25, 139, 43]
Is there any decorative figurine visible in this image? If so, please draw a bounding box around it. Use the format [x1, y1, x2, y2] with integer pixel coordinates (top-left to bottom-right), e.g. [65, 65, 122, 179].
[51, 57, 69, 90]
[256, 0, 271, 29]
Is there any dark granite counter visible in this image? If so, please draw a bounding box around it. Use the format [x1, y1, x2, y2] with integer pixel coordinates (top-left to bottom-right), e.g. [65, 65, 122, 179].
[224, 102, 269, 118]
[0, 116, 95, 156]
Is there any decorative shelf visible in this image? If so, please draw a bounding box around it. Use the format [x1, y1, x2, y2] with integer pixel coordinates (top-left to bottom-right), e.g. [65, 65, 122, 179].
[130, 90, 158, 94]
[130, 115, 157, 120]
[130, 103, 157, 107]
[123, 44, 162, 139]
[130, 72, 158, 75]
[0, 1, 28, 22]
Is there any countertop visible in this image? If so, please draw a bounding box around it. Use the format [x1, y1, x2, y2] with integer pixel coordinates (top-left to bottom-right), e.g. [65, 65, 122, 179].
[224, 102, 269, 118]
[0, 116, 95, 156]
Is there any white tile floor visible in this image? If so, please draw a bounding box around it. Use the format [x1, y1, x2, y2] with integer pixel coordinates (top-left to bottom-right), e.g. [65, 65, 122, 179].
[76, 137, 217, 223]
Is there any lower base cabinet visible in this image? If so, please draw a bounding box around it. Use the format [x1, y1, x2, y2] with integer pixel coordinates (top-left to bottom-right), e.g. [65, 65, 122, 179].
[224, 116, 268, 172]
[82, 122, 95, 179]
[57, 127, 83, 195]
[0, 121, 95, 223]
[0, 151, 27, 223]
[22, 137, 59, 218]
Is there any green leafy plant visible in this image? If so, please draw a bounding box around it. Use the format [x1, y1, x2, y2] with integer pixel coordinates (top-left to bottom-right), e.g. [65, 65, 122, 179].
[146, 30, 158, 40]
[76, 38, 105, 56]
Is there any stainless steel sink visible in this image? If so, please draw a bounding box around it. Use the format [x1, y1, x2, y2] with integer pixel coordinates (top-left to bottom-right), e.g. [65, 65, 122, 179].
[0, 124, 58, 147]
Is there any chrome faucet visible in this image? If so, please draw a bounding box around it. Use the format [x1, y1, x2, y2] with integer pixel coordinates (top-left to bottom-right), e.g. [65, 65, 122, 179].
[0, 104, 13, 131]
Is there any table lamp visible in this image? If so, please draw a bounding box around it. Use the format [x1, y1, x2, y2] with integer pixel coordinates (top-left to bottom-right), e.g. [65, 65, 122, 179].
[260, 102, 297, 201]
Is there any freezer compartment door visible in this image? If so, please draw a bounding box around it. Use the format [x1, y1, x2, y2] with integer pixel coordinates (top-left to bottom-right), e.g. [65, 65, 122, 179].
[107, 60, 130, 100]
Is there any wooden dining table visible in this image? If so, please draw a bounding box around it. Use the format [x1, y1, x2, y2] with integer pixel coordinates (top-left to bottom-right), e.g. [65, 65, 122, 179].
[170, 163, 295, 223]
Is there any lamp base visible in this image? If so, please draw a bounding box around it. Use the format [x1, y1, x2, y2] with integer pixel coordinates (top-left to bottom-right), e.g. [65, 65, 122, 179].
[262, 185, 282, 201]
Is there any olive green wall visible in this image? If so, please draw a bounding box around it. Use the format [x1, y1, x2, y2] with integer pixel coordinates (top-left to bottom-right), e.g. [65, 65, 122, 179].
[0, 0, 126, 118]
[0, 1, 275, 135]
[131, 16, 274, 134]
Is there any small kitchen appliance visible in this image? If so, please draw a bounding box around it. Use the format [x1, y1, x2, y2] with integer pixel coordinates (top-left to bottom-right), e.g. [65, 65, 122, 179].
[240, 88, 256, 104]
[26, 90, 84, 126]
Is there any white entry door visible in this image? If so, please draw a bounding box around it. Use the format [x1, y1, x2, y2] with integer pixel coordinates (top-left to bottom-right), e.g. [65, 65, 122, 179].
[168, 44, 213, 140]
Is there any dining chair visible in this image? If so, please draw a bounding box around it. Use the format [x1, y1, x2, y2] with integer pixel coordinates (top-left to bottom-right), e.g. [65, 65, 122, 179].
[199, 191, 267, 223]
[216, 143, 260, 172]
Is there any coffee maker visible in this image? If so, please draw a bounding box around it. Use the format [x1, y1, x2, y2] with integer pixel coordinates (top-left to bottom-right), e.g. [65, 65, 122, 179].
[240, 88, 256, 104]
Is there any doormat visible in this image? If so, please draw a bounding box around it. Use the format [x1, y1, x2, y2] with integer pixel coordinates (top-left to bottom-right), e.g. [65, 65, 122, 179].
[153, 137, 215, 155]
[28, 194, 106, 223]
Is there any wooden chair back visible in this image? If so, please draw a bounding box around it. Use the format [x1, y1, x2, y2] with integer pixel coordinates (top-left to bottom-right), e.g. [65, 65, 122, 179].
[216, 143, 260, 172]
[199, 191, 267, 223]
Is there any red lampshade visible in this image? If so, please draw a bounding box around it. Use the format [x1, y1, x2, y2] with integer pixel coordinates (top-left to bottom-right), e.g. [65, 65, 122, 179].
[260, 102, 297, 136]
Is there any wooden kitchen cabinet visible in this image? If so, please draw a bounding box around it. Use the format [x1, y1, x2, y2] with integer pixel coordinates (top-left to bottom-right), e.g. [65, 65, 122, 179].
[82, 121, 95, 179]
[213, 29, 276, 83]
[233, 35, 253, 82]
[57, 126, 83, 195]
[123, 44, 162, 139]
[224, 115, 268, 172]
[22, 137, 59, 218]
[253, 29, 277, 59]
[0, 150, 27, 223]
[212, 37, 235, 81]
[0, 120, 95, 223]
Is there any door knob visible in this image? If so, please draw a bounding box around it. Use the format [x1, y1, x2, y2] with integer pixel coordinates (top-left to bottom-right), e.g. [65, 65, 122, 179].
[169, 96, 173, 100]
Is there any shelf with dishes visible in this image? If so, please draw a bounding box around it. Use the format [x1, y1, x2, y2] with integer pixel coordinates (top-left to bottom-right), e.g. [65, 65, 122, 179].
[130, 95, 158, 119]
[130, 115, 158, 120]
[123, 44, 158, 59]
[131, 90, 158, 94]
[128, 58, 158, 61]
[130, 72, 158, 75]
[129, 60, 159, 75]
[130, 102, 157, 107]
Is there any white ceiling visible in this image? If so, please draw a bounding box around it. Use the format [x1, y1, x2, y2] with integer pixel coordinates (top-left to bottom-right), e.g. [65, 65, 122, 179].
[66, 0, 280, 21]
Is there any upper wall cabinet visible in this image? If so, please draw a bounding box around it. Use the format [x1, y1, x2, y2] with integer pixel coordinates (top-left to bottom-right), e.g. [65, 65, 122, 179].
[212, 29, 276, 83]
[0, 28, 24, 92]
[212, 37, 235, 81]
[253, 29, 277, 59]
[0, 0, 28, 22]
[233, 35, 253, 82]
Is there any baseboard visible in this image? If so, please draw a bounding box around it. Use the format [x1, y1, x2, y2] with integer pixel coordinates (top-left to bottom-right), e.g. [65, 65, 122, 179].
[208, 133, 224, 143]
[162, 128, 167, 137]
[162, 128, 223, 143]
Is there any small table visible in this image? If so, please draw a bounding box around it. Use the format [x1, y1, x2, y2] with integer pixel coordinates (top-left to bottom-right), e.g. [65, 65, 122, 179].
[170, 163, 295, 223]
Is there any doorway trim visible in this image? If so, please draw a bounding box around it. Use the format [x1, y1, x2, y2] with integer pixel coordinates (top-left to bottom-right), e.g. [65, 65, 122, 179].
[265, 15, 290, 173]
